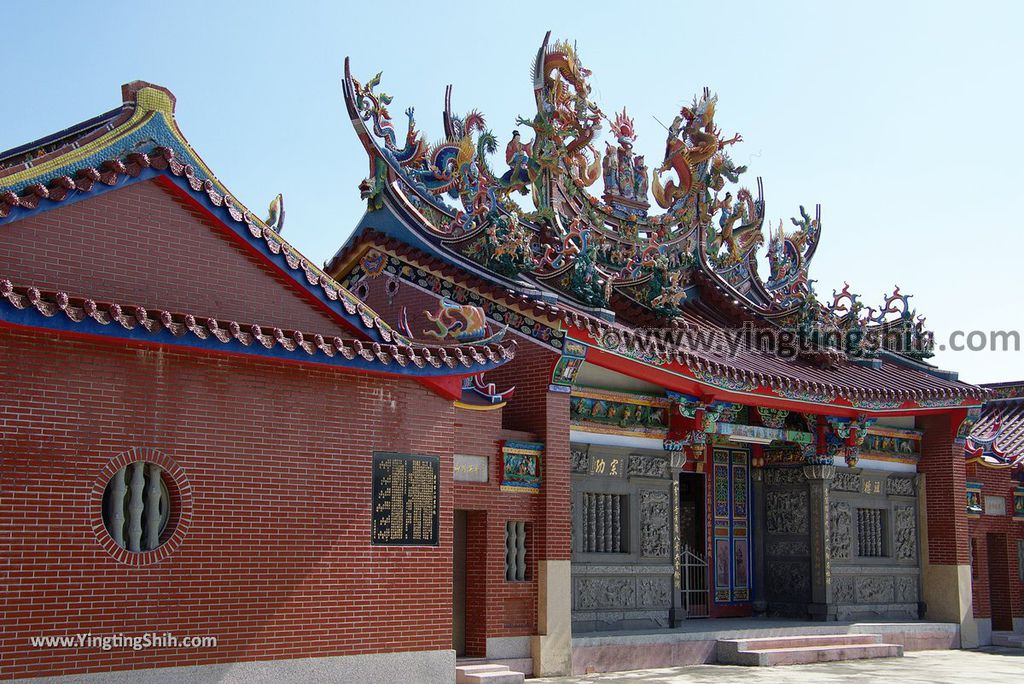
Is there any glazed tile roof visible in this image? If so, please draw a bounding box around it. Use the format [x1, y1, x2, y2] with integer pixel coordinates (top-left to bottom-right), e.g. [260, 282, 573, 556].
[0, 82, 411, 347]
[965, 382, 1024, 468]
[0, 81, 517, 385]
[0, 278, 515, 375]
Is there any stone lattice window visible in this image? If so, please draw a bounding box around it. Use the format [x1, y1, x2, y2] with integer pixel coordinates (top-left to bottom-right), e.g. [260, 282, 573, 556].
[856, 508, 886, 557]
[504, 521, 528, 581]
[102, 462, 170, 552]
[582, 493, 627, 553]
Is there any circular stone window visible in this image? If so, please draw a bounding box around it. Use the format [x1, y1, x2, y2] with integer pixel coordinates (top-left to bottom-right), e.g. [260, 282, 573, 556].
[92, 448, 192, 565]
[102, 462, 170, 552]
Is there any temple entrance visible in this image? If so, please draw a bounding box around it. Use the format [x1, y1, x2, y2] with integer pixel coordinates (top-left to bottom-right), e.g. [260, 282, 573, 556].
[679, 473, 709, 617]
[987, 533, 1013, 631]
[453, 510, 467, 656]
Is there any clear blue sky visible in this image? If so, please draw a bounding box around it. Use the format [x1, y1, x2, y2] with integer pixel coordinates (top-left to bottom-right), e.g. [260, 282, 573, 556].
[4, 1, 1021, 383]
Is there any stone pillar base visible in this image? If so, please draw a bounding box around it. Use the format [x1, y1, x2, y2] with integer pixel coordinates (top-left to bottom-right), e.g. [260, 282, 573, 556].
[532, 560, 572, 676]
[922, 562, 979, 648]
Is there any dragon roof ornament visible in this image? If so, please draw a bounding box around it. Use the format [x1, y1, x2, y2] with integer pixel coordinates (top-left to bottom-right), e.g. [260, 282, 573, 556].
[341, 33, 933, 364]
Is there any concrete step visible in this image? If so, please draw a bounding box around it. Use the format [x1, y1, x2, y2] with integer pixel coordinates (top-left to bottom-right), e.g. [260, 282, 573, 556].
[456, 663, 524, 684]
[992, 632, 1024, 648]
[717, 634, 903, 666]
[718, 633, 882, 658]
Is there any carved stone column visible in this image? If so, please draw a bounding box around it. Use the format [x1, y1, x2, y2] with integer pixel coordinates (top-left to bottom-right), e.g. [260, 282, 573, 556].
[803, 463, 836, 620]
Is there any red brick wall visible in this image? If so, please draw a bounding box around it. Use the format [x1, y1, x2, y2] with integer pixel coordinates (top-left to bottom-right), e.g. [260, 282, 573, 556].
[0, 179, 349, 335]
[0, 328, 457, 680]
[916, 412, 971, 565]
[454, 407, 539, 656]
[964, 462, 1024, 623]
[488, 340, 571, 562]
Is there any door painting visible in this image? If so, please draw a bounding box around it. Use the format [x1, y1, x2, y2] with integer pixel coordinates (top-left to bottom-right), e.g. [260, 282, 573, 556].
[712, 447, 750, 603]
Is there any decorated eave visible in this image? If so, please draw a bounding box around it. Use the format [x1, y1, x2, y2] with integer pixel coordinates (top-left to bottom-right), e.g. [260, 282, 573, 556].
[0, 279, 513, 377]
[328, 226, 984, 416]
[964, 381, 1024, 471]
[0, 81, 515, 398]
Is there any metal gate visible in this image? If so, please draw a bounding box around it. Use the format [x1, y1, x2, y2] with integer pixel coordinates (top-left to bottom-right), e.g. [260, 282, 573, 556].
[680, 545, 709, 618]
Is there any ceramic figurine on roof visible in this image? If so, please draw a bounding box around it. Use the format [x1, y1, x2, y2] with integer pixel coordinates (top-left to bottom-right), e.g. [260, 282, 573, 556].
[602, 109, 649, 214]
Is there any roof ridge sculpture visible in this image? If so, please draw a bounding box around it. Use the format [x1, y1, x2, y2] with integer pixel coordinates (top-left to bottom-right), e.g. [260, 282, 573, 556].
[341, 33, 936, 367]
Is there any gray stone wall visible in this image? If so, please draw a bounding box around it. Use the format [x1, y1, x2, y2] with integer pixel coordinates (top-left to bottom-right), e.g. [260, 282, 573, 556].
[828, 469, 921, 621]
[570, 445, 676, 632]
[762, 467, 813, 614]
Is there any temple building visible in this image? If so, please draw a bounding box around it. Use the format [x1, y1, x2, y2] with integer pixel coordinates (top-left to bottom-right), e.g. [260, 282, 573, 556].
[1, 33, 1021, 683]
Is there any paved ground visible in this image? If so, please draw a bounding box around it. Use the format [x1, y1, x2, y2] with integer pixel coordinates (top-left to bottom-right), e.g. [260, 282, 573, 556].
[533, 649, 1024, 683]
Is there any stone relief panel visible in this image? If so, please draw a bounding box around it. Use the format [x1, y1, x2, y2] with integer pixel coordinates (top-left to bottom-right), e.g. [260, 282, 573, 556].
[886, 477, 916, 497]
[833, 576, 855, 603]
[766, 490, 809, 535]
[628, 453, 669, 479]
[894, 504, 917, 561]
[575, 577, 635, 610]
[767, 560, 811, 602]
[571, 448, 590, 474]
[854, 576, 894, 604]
[767, 539, 810, 557]
[829, 500, 852, 560]
[831, 470, 862, 492]
[636, 576, 672, 608]
[640, 489, 671, 558]
[895, 575, 918, 603]
[765, 468, 806, 486]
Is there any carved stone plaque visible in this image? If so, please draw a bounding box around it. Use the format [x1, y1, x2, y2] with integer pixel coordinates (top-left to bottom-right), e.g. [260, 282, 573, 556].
[454, 454, 488, 482]
[371, 453, 440, 545]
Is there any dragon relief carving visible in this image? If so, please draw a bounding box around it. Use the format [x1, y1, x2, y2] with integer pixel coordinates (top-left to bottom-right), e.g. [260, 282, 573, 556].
[894, 505, 917, 561]
[829, 501, 852, 560]
[640, 489, 671, 558]
[766, 490, 809, 535]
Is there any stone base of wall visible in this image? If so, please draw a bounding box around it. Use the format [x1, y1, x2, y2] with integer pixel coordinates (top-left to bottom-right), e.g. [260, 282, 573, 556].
[12, 650, 456, 684]
[571, 621, 960, 675]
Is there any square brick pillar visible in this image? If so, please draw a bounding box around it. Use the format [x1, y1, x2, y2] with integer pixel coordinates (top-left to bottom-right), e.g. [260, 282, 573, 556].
[916, 411, 979, 647]
[531, 386, 572, 677]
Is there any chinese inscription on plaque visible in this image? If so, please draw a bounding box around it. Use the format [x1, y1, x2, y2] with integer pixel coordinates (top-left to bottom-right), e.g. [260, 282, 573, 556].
[372, 453, 440, 545]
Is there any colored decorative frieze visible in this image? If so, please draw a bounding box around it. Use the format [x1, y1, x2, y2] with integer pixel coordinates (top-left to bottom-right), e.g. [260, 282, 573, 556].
[500, 441, 543, 494]
[757, 407, 789, 429]
[570, 389, 670, 436]
[862, 426, 922, 462]
[716, 422, 813, 446]
[552, 340, 587, 388]
[966, 482, 983, 517]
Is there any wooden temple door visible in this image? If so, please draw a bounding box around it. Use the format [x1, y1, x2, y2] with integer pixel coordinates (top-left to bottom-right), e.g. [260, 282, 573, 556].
[710, 446, 751, 605]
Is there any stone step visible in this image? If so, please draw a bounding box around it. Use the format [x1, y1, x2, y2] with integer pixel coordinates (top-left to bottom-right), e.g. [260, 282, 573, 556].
[992, 632, 1024, 648]
[460, 670, 525, 684]
[717, 633, 882, 658]
[719, 641, 903, 667]
[456, 663, 524, 684]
